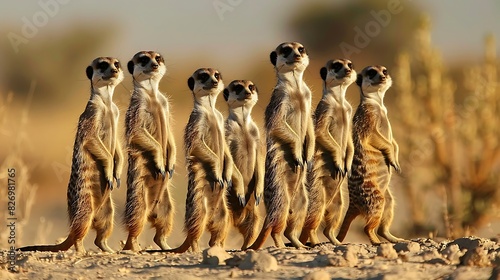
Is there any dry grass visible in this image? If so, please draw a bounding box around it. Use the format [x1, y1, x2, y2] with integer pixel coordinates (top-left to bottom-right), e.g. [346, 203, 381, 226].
[393, 16, 500, 238]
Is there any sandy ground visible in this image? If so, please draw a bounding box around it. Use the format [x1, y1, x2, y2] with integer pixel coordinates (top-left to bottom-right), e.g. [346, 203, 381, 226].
[1, 236, 499, 280]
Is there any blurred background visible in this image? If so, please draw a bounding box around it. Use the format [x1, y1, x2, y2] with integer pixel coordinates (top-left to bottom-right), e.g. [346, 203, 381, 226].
[0, 0, 499, 251]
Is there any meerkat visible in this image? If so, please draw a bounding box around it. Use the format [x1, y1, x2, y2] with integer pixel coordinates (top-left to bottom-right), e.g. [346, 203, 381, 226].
[336, 65, 404, 245]
[299, 59, 356, 246]
[20, 57, 124, 254]
[223, 80, 264, 250]
[248, 42, 315, 250]
[173, 68, 245, 253]
[122, 51, 176, 252]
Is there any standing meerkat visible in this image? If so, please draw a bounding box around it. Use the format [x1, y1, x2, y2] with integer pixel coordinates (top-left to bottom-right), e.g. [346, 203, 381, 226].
[174, 68, 245, 253]
[336, 65, 404, 245]
[20, 57, 124, 254]
[299, 59, 356, 246]
[248, 42, 315, 250]
[123, 51, 176, 252]
[223, 80, 264, 250]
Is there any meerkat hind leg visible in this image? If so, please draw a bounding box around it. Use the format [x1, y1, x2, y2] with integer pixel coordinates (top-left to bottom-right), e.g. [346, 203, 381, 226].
[323, 194, 343, 245]
[152, 185, 174, 250]
[364, 215, 383, 245]
[207, 196, 229, 247]
[93, 194, 115, 253]
[377, 190, 407, 243]
[240, 211, 259, 250]
[123, 181, 147, 252]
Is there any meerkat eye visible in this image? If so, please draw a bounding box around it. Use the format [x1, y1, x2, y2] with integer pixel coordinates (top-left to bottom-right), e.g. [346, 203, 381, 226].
[234, 84, 244, 93]
[97, 61, 109, 72]
[382, 69, 388, 75]
[298, 47, 305, 54]
[281, 47, 292, 57]
[367, 69, 377, 79]
[138, 56, 150, 66]
[347, 62, 353, 69]
[155, 55, 162, 63]
[332, 62, 343, 72]
[198, 73, 209, 83]
[214, 73, 220, 80]
[114, 62, 120, 69]
[248, 84, 254, 91]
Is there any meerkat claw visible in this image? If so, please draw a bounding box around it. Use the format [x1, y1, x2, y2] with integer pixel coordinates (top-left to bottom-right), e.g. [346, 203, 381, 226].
[307, 160, 313, 172]
[115, 178, 121, 188]
[238, 195, 246, 207]
[255, 194, 262, 206]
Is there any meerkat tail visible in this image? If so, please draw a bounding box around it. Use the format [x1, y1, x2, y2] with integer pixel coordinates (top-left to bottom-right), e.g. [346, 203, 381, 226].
[18, 235, 73, 252]
[336, 205, 360, 242]
[247, 223, 272, 250]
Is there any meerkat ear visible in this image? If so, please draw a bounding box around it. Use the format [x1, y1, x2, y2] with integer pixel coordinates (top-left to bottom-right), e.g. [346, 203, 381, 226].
[356, 73, 363, 87]
[86, 66, 93, 80]
[187, 77, 195, 91]
[127, 61, 134, 75]
[320, 67, 327, 81]
[270, 51, 277, 66]
[223, 89, 229, 101]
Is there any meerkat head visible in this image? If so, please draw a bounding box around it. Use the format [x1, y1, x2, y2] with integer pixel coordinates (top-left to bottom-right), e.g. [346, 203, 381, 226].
[187, 68, 224, 97]
[320, 59, 356, 87]
[270, 42, 309, 73]
[356, 65, 392, 94]
[127, 51, 166, 82]
[86, 57, 124, 88]
[223, 80, 258, 110]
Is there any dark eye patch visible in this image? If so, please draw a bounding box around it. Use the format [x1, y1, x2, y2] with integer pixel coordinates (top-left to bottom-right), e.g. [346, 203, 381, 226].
[347, 62, 353, 69]
[155, 55, 163, 63]
[248, 84, 254, 91]
[138, 56, 150, 66]
[97, 61, 109, 72]
[298, 47, 305, 54]
[281, 46, 292, 57]
[214, 72, 220, 80]
[114, 61, 120, 69]
[234, 84, 244, 93]
[198, 73, 209, 83]
[332, 62, 343, 72]
[382, 69, 388, 75]
[367, 69, 378, 79]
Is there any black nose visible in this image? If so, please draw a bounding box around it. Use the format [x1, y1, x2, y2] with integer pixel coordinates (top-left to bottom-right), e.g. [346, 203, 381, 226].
[152, 64, 159, 69]
[112, 69, 118, 74]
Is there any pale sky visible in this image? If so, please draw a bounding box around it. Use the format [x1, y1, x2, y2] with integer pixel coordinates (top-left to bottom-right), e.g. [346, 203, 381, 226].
[1, 0, 499, 75]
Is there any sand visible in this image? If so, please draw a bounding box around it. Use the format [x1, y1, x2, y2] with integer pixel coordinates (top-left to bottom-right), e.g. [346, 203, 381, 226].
[1, 236, 499, 280]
